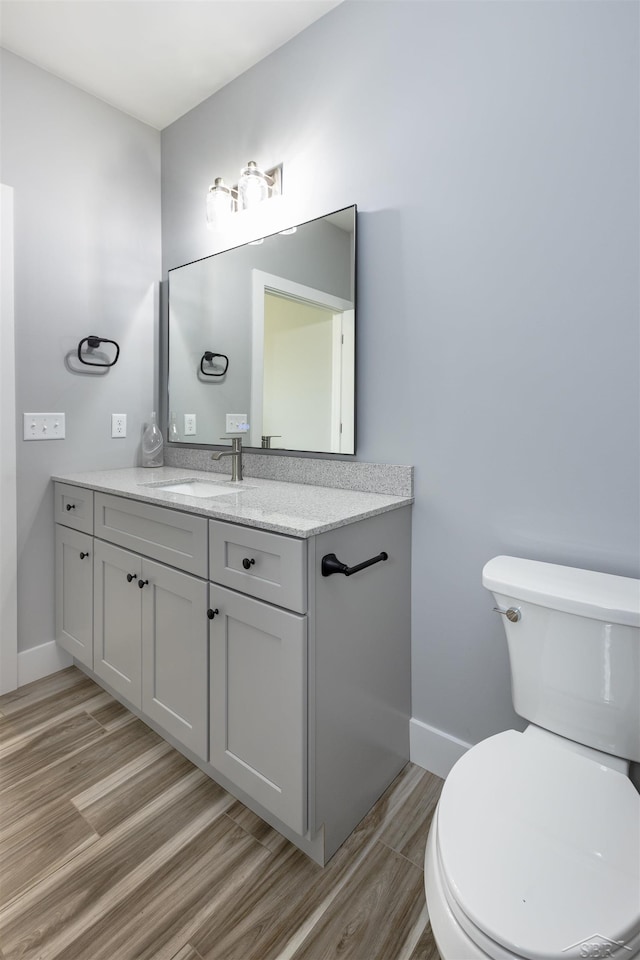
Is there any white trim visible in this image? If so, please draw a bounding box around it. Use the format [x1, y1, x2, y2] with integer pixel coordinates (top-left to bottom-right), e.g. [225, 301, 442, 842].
[0, 183, 18, 695]
[250, 270, 353, 449]
[330, 313, 343, 451]
[410, 717, 471, 779]
[17, 641, 72, 687]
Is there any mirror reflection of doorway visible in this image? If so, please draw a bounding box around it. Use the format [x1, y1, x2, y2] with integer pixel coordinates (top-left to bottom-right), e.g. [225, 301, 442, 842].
[251, 271, 354, 453]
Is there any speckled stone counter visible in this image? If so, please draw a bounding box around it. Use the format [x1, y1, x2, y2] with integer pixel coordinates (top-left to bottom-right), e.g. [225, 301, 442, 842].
[164, 448, 414, 498]
[52, 467, 413, 538]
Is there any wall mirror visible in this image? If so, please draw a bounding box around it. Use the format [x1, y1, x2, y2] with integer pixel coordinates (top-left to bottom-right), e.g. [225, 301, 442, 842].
[167, 205, 356, 455]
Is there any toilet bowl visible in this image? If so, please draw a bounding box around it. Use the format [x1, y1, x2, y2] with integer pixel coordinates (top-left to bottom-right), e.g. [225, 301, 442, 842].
[424, 557, 640, 960]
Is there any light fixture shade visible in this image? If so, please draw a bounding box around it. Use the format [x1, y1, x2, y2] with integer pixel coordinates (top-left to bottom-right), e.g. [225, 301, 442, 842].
[238, 161, 269, 211]
[206, 177, 234, 226]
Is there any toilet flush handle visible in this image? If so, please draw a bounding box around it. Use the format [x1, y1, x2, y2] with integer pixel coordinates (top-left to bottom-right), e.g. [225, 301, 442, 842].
[493, 606, 521, 623]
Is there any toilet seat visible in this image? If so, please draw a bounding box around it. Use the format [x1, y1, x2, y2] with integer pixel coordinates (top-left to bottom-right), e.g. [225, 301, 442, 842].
[435, 731, 640, 960]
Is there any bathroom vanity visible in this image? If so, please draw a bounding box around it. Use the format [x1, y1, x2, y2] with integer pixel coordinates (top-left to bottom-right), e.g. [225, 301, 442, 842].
[53, 467, 412, 864]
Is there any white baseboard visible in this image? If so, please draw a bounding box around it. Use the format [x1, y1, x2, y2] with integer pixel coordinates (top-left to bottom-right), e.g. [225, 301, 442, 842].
[410, 717, 471, 780]
[17, 641, 72, 687]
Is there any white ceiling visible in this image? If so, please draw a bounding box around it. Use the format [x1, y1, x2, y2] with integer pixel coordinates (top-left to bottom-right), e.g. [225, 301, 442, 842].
[0, 0, 342, 129]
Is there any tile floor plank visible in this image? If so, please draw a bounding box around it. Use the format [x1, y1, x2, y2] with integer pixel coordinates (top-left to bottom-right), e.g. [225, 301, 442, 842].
[88, 698, 137, 731]
[59, 817, 272, 960]
[0, 775, 232, 959]
[0, 719, 163, 829]
[0, 668, 87, 717]
[287, 841, 427, 960]
[378, 767, 443, 868]
[0, 668, 443, 960]
[0, 797, 99, 906]
[74, 744, 194, 836]
[0, 713, 106, 788]
[169, 946, 203, 960]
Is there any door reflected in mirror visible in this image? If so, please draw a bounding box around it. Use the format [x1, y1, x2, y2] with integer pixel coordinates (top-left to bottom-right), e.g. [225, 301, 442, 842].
[167, 206, 356, 455]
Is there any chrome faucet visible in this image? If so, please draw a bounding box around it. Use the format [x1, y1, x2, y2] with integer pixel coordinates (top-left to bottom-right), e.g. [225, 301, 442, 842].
[211, 436, 243, 482]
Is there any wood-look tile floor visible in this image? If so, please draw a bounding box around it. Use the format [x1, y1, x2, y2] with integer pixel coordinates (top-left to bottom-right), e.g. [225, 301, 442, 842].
[0, 667, 443, 960]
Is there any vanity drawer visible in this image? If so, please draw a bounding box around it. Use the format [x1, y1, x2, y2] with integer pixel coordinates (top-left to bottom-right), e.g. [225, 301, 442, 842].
[54, 483, 94, 534]
[209, 519, 307, 613]
[95, 493, 208, 577]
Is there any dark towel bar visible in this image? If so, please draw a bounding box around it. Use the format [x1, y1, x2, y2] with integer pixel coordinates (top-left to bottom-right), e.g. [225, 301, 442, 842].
[321, 551, 388, 578]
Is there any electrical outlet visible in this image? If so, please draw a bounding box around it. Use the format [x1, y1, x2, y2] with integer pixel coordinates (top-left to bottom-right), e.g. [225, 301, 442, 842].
[111, 414, 127, 438]
[226, 413, 248, 433]
[23, 413, 65, 440]
[184, 414, 197, 436]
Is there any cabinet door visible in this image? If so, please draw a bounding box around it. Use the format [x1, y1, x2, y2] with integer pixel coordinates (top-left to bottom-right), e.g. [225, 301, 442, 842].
[209, 584, 307, 834]
[93, 539, 142, 708]
[141, 559, 208, 760]
[55, 525, 93, 668]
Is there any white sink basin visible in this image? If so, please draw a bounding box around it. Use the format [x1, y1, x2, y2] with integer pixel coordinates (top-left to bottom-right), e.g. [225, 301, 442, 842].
[140, 478, 251, 498]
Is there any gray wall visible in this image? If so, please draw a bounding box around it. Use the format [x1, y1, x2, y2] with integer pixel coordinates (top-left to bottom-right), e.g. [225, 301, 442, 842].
[162, 1, 639, 746]
[1, 51, 161, 654]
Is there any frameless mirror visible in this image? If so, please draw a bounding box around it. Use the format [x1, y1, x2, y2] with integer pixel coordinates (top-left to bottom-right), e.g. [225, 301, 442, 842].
[167, 205, 356, 454]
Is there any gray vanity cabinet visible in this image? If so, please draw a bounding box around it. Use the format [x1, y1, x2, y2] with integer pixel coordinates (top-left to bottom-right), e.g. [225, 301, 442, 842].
[93, 539, 143, 708]
[93, 537, 208, 759]
[142, 560, 208, 759]
[54, 476, 412, 866]
[209, 583, 307, 834]
[55, 525, 93, 668]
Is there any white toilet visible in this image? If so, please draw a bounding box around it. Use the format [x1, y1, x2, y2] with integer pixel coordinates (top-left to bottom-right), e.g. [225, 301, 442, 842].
[424, 555, 640, 960]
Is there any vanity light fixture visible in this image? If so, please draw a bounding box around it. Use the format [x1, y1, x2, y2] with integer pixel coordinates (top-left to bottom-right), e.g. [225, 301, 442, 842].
[206, 178, 234, 224]
[206, 161, 282, 228]
[238, 161, 270, 210]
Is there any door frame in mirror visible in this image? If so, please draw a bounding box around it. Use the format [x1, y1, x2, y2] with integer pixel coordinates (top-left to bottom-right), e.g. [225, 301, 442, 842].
[250, 270, 354, 453]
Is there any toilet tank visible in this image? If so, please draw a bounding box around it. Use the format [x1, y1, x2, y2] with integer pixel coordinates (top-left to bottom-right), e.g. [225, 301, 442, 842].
[483, 556, 640, 762]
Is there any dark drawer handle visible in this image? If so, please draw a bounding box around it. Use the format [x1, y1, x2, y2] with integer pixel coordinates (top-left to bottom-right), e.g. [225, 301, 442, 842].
[242, 557, 255, 570]
[138, 579, 149, 589]
[79, 551, 90, 559]
[66, 503, 76, 511]
[126, 573, 136, 582]
[207, 608, 219, 620]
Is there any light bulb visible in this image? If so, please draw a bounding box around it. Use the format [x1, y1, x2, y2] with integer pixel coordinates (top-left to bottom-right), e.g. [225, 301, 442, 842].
[206, 178, 233, 226]
[238, 161, 269, 211]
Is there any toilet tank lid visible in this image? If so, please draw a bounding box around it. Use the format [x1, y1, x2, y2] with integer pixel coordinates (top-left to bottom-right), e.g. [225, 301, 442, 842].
[482, 556, 640, 627]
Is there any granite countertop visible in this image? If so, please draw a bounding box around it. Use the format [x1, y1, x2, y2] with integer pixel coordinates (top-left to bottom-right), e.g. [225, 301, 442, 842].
[52, 467, 413, 538]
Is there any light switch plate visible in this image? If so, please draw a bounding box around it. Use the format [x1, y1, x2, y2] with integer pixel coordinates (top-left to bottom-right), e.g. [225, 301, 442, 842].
[226, 413, 248, 433]
[23, 413, 65, 440]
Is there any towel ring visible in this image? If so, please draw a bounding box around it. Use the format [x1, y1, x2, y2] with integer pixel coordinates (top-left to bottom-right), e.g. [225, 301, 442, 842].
[77, 336, 120, 368]
[200, 351, 229, 377]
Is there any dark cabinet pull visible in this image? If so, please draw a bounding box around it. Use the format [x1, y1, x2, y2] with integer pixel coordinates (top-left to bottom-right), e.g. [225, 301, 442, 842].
[126, 573, 136, 582]
[66, 503, 76, 511]
[321, 551, 389, 578]
[207, 608, 219, 620]
[138, 579, 149, 589]
[242, 557, 255, 570]
[79, 551, 89, 559]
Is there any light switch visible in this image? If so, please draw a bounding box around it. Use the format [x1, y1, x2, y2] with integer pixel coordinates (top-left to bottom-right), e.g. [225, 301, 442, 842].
[226, 413, 248, 433]
[23, 413, 66, 440]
